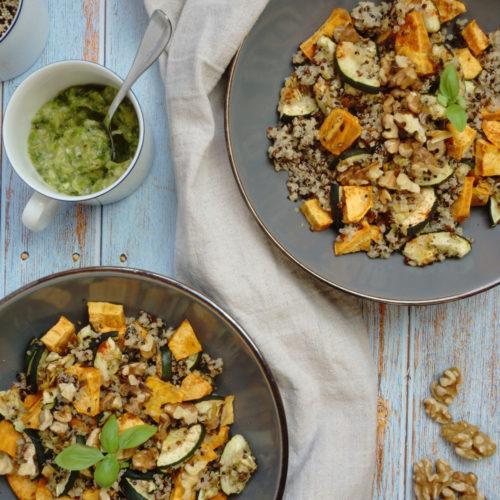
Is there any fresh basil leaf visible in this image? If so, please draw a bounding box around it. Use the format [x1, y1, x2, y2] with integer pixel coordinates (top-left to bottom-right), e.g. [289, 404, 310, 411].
[440, 64, 460, 101]
[94, 454, 120, 488]
[447, 103, 468, 132]
[54, 444, 104, 471]
[437, 93, 449, 107]
[101, 414, 119, 454]
[118, 424, 157, 450]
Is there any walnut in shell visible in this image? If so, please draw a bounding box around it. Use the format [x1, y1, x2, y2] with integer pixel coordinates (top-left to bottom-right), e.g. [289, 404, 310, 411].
[431, 367, 462, 405]
[441, 421, 497, 460]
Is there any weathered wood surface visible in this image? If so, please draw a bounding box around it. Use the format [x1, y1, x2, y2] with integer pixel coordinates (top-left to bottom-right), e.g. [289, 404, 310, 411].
[0, 2, 497, 498]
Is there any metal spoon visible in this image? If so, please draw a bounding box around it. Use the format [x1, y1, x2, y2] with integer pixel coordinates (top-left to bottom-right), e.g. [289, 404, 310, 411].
[105, 9, 172, 161]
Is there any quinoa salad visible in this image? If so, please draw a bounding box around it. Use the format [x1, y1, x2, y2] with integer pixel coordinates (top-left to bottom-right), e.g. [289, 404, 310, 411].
[267, 0, 500, 266]
[0, 302, 257, 499]
[0, 0, 19, 39]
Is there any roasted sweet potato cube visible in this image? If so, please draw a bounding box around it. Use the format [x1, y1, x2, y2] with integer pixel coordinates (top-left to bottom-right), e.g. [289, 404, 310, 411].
[455, 48, 482, 79]
[300, 8, 352, 60]
[395, 12, 435, 75]
[471, 179, 492, 206]
[433, 0, 466, 23]
[475, 139, 500, 176]
[168, 320, 202, 361]
[144, 376, 183, 421]
[334, 222, 379, 255]
[220, 395, 235, 427]
[300, 199, 333, 231]
[208, 494, 227, 500]
[87, 302, 126, 337]
[7, 474, 37, 500]
[170, 473, 194, 500]
[22, 393, 43, 429]
[482, 109, 500, 121]
[36, 478, 68, 500]
[180, 372, 213, 401]
[319, 108, 362, 155]
[67, 365, 102, 416]
[481, 148, 500, 177]
[0, 420, 22, 457]
[446, 124, 476, 160]
[41, 316, 75, 354]
[461, 20, 490, 56]
[82, 490, 101, 500]
[482, 120, 500, 148]
[452, 176, 474, 222]
[341, 186, 373, 223]
[117, 413, 145, 432]
[207, 426, 230, 451]
[200, 426, 230, 463]
[475, 139, 488, 175]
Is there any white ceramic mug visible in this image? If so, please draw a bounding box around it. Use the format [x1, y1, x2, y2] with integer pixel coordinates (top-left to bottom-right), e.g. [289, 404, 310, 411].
[3, 60, 153, 231]
[0, 0, 49, 82]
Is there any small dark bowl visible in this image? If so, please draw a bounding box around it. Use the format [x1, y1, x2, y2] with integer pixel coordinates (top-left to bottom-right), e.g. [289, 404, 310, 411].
[0, 267, 288, 499]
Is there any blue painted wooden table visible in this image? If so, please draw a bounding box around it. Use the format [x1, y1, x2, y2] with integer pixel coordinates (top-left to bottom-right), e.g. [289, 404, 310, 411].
[0, 1, 498, 498]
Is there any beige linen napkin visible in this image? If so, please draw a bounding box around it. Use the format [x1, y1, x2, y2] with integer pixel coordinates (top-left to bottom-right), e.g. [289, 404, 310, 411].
[144, 1, 377, 498]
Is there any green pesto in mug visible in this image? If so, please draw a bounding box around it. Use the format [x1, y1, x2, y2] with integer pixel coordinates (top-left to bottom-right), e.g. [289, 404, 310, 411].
[28, 85, 139, 196]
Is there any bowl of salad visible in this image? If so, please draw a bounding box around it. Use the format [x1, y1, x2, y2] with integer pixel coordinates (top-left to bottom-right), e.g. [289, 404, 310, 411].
[0, 268, 287, 499]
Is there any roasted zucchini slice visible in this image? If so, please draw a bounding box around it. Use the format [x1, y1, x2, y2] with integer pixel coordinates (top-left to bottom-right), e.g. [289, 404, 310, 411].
[391, 188, 437, 236]
[220, 435, 257, 495]
[25, 339, 48, 393]
[489, 197, 500, 227]
[413, 163, 454, 186]
[329, 183, 343, 230]
[122, 470, 158, 481]
[403, 232, 471, 266]
[121, 477, 155, 500]
[157, 424, 205, 468]
[157, 346, 172, 381]
[278, 77, 318, 118]
[55, 469, 79, 497]
[185, 352, 201, 371]
[23, 429, 45, 477]
[335, 40, 381, 93]
[332, 149, 373, 170]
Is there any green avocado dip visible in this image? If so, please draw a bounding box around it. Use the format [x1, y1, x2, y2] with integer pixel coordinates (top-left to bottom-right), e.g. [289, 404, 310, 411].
[28, 85, 140, 196]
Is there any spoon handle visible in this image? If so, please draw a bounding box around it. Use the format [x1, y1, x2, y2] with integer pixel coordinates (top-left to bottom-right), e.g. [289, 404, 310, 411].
[105, 10, 172, 127]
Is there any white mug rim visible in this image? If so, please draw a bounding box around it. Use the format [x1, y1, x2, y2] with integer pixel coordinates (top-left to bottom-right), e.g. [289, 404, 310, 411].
[3, 59, 146, 203]
[0, 0, 24, 44]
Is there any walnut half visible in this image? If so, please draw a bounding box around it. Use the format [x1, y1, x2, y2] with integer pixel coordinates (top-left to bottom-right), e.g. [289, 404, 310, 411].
[441, 421, 497, 460]
[424, 397, 452, 424]
[430, 367, 462, 405]
[413, 458, 485, 500]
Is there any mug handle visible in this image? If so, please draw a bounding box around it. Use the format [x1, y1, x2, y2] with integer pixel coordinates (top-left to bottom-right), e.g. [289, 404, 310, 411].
[22, 192, 61, 231]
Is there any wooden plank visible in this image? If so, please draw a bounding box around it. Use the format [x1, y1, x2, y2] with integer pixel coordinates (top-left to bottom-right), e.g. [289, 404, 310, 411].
[362, 301, 410, 500]
[0, 0, 103, 295]
[100, 0, 176, 274]
[405, 287, 499, 499]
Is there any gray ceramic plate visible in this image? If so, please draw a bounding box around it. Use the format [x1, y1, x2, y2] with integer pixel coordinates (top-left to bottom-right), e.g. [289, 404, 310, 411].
[226, 0, 499, 304]
[0, 268, 287, 499]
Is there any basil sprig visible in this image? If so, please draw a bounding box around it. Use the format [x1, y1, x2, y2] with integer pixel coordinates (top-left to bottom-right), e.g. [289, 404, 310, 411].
[437, 63, 468, 132]
[55, 415, 157, 488]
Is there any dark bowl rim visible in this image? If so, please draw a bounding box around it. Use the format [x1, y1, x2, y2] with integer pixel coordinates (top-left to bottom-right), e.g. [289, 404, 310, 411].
[224, 34, 499, 306]
[0, 266, 289, 500]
